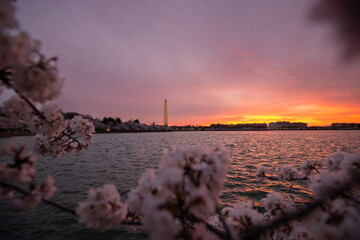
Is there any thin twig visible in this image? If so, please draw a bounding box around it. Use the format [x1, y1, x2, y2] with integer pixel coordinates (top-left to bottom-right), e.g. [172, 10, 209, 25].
[43, 199, 76, 215]
[289, 184, 293, 194]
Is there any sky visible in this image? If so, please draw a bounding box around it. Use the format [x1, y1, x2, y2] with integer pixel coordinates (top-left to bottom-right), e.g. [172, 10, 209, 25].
[4, 0, 360, 126]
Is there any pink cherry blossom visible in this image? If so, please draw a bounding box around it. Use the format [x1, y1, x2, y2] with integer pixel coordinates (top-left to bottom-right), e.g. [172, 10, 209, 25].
[76, 184, 127, 231]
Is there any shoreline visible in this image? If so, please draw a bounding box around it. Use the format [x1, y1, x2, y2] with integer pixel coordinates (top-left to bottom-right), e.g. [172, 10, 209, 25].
[0, 132, 35, 138]
[1, 129, 360, 138]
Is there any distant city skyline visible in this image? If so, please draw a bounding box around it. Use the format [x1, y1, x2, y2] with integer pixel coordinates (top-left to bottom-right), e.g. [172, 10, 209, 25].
[1, 0, 359, 126]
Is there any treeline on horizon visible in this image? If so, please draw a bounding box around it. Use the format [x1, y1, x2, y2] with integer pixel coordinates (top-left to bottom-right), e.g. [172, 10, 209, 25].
[60, 111, 171, 133]
[0, 108, 171, 133]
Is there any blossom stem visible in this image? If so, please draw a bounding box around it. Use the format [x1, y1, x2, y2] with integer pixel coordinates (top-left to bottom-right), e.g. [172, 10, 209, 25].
[289, 184, 293, 194]
[188, 213, 227, 239]
[0, 180, 76, 215]
[0, 74, 49, 124]
[216, 206, 233, 240]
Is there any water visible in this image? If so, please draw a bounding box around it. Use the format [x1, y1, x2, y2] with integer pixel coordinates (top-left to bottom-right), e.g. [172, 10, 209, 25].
[0, 130, 359, 239]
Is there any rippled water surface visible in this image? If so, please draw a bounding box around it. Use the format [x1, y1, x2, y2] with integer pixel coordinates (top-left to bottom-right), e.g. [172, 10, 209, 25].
[1, 130, 360, 239]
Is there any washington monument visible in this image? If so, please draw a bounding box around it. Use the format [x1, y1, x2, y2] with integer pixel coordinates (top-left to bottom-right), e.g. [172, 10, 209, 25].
[164, 99, 168, 126]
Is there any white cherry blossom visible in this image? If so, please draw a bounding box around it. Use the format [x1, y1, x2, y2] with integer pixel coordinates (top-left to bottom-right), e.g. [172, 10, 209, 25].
[76, 184, 127, 231]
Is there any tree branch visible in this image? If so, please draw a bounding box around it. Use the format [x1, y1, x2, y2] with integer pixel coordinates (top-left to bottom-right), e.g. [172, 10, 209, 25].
[187, 213, 227, 239]
[0, 180, 76, 215]
[0, 74, 49, 124]
[1, 74, 83, 147]
[243, 174, 360, 240]
[264, 176, 309, 181]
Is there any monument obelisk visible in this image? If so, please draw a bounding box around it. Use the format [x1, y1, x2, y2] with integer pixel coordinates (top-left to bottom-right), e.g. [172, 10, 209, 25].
[164, 99, 168, 126]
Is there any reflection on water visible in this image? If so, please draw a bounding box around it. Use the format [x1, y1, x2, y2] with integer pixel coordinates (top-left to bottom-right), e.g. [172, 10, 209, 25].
[0, 130, 359, 239]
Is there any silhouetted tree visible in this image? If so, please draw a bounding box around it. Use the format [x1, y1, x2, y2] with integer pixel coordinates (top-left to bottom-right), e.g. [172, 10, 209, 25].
[102, 117, 116, 124]
[82, 114, 93, 121]
[108, 117, 116, 124]
[115, 118, 122, 124]
[63, 112, 80, 119]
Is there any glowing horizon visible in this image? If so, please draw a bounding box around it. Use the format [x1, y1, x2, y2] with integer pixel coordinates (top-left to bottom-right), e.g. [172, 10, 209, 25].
[167, 102, 360, 127]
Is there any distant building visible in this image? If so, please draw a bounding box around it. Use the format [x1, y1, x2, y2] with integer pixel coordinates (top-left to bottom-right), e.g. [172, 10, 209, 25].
[331, 123, 360, 129]
[210, 123, 267, 130]
[290, 122, 308, 129]
[268, 121, 290, 129]
[268, 121, 307, 129]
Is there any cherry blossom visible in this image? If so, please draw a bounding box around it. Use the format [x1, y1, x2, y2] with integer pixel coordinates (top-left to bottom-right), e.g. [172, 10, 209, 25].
[13, 55, 63, 103]
[226, 201, 264, 239]
[0, 32, 33, 69]
[142, 209, 178, 240]
[0, 0, 18, 31]
[3, 96, 33, 124]
[69, 115, 95, 146]
[126, 145, 230, 238]
[0, 142, 36, 186]
[11, 187, 42, 210]
[303, 198, 360, 239]
[256, 165, 269, 181]
[34, 114, 94, 157]
[275, 165, 301, 181]
[32, 104, 68, 137]
[191, 223, 218, 240]
[261, 192, 297, 219]
[76, 184, 127, 231]
[0, 142, 57, 209]
[41, 176, 57, 200]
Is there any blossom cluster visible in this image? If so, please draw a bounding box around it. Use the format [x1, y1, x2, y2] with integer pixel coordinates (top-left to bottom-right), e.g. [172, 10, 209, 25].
[119, 144, 230, 239]
[13, 55, 63, 103]
[208, 192, 300, 240]
[226, 201, 264, 238]
[76, 184, 127, 231]
[0, 141, 56, 209]
[256, 157, 322, 181]
[310, 152, 360, 198]
[253, 152, 360, 239]
[34, 114, 94, 157]
[3, 96, 94, 157]
[0, 1, 62, 102]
